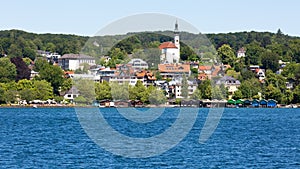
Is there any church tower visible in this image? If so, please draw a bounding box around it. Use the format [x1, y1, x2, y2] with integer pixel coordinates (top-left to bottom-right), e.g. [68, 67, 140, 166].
[174, 20, 180, 51]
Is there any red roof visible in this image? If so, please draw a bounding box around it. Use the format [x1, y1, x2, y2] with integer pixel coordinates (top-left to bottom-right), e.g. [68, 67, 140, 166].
[199, 65, 212, 71]
[159, 42, 178, 50]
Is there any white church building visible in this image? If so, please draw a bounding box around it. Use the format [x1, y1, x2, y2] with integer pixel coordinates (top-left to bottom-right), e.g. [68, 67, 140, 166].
[159, 21, 180, 64]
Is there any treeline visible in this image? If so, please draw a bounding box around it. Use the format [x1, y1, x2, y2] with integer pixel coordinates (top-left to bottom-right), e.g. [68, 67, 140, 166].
[1, 29, 300, 64]
[0, 58, 72, 104]
[0, 29, 88, 60]
[75, 80, 166, 105]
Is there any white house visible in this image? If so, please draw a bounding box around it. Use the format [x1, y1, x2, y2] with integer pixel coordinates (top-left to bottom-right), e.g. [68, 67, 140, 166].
[216, 76, 241, 95]
[237, 47, 246, 58]
[168, 78, 197, 99]
[159, 21, 180, 64]
[64, 86, 80, 102]
[59, 54, 96, 70]
[128, 58, 149, 70]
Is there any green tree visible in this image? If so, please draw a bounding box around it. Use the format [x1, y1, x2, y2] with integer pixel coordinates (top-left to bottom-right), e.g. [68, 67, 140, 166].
[95, 81, 112, 100]
[239, 78, 261, 99]
[16, 79, 33, 91]
[19, 88, 35, 102]
[148, 89, 167, 105]
[23, 47, 36, 60]
[181, 74, 189, 98]
[265, 70, 286, 91]
[74, 96, 87, 104]
[191, 88, 202, 100]
[217, 44, 236, 66]
[3, 90, 18, 104]
[282, 90, 293, 104]
[35, 59, 64, 94]
[0, 58, 17, 83]
[110, 82, 129, 101]
[45, 42, 56, 52]
[264, 83, 282, 102]
[240, 69, 256, 81]
[292, 85, 300, 103]
[60, 78, 73, 94]
[212, 85, 224, 100]
[232, 90, 243, 100]
[261, 51, 280, 72]
[74, 79, 96, 104]
[245, 42, 265, 65]
[33, 80, 54, 100]
[130, 80, 148, 102]
[8, 44, 22, 57]
[198, 79, 212, 99]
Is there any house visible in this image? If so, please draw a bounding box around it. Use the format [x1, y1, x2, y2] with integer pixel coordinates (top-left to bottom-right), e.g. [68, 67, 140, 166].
[199, 65, 213, 75]
[135, 70, 156, 86]
[64, 86, 80, 102]
[198, 65, 218, 79]
[168, 78, 197, 99]
[255, 68, 265, 81]
[128, 58, 149, 70]
[30, 70, 39, 79]
[159, 21, 180, 64]
[221, 64, 231, 71]
[267, 99, 277, 108]
[277, 60, 290, 74]
[58, 54, 96, 70]
[158, 63, 190, 79]
[198, 73, 208, 81]
[286, 79, 295, 89]
[216, 76, 241, 95]
[37, 50, 61, 63]
[189, 62, 199, 69]
[249, 65, 260, 71]
[109, 64, 140, 85]
[237, 47, 246, 58]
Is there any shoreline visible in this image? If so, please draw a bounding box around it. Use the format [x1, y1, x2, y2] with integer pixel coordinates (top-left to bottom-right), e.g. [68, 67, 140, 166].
[0, 104, 298, 109]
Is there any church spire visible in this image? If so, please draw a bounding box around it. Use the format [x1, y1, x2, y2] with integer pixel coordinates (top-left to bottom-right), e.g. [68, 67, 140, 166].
[174, 19, 179, 34]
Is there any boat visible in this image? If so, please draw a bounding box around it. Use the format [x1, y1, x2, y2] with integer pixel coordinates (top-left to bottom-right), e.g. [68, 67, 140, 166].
[33, 105, 38, 108]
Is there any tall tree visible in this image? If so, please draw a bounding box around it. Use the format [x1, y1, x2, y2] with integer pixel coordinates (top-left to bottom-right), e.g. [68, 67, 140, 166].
[10, 57, 31, 81]
[33, 80, 54, 100]
[35, 59, 64, 94]
[238, 78, 262, 99]
[0, 58, 17, 83]
[217, 44, 236, 66]
[261, 51, 279, 72]
[95, 81, 112, 100]
[181, 74, 189, 98]
[198, 79, 212, 99]
[148, 89, 167, 105]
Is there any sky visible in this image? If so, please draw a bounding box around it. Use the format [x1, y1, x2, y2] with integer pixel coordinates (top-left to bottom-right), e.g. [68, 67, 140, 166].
[1, 0, 299, 36]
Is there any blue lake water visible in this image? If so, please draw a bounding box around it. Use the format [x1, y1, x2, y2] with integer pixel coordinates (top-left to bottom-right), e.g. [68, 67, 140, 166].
[0, 108, 299, 168]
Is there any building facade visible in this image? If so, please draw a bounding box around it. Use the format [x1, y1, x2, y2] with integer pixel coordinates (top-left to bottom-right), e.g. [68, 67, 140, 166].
[59, 54, 96, 70]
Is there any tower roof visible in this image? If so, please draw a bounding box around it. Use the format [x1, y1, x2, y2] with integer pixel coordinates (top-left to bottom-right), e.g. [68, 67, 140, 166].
[174, 20, 179, 34]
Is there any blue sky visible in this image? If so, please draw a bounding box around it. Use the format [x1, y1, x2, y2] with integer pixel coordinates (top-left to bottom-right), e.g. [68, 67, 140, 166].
[1, 0, 299, 36]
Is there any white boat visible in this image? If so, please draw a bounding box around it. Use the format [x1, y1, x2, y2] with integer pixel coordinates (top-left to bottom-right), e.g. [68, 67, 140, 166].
[33, 105, 38, 108]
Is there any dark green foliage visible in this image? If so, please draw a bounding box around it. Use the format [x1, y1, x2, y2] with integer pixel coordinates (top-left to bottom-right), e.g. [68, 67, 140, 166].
[261, 51, 280, 72]
[34, 58, 64, 94]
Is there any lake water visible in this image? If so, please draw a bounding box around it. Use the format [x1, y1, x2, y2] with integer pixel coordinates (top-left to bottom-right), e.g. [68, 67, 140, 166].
[0, 108, 299, 168]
